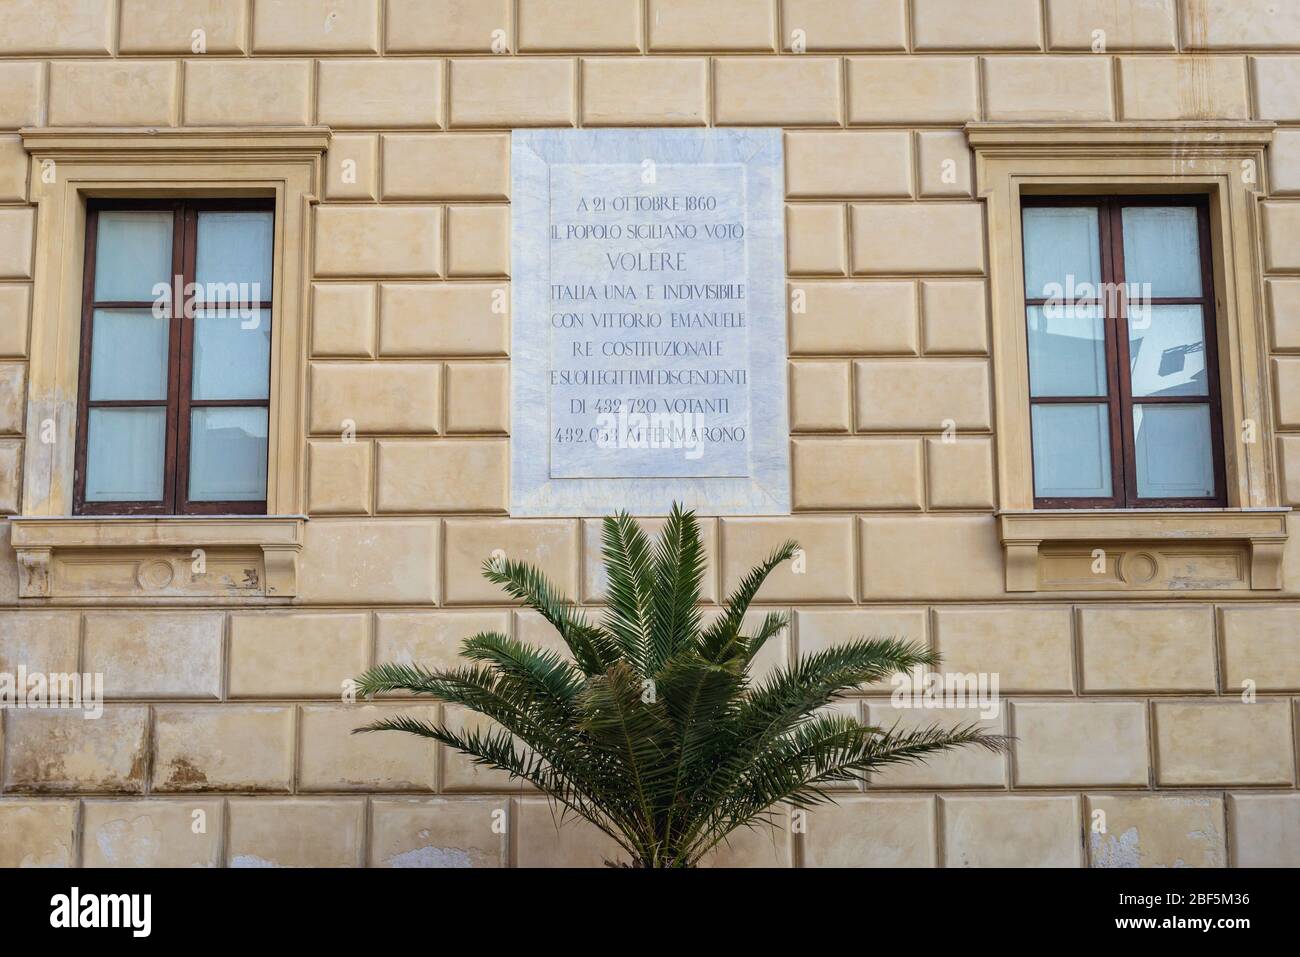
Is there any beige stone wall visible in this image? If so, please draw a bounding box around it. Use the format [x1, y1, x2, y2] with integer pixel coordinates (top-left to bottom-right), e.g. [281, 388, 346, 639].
[1, 0, 1299, 867]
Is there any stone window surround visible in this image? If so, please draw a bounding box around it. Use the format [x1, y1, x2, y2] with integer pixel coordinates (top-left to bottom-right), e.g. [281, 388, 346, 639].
[966, 121, 1290, 592]
[12, 127, 331, 599]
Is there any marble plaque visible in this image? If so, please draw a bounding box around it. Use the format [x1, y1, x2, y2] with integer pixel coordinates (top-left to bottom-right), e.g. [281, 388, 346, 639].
[511, 129, 789, 516]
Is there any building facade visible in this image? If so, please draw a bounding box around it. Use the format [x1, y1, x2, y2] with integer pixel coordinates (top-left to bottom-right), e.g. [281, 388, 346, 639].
[1, 0, 1299, 867]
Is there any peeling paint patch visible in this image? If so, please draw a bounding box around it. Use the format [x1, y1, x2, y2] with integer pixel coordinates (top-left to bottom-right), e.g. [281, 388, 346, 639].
[1092, 826, 1142, 868]
[95, 815, 163, 867]
[230, 854, 281, 868]
[385, 845, 474, 868]
[164, 757, 209, 790]
[1186, 827, 1225, 868]
[1089, 795, 1227, 868]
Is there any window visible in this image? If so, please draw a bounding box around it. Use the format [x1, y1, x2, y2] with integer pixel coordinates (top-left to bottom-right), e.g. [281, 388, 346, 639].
[75, 199, 275, 515]
[1021, 196, 1226, 508]
[968, 124, 1285, 592]
[12, 128, 326, 599]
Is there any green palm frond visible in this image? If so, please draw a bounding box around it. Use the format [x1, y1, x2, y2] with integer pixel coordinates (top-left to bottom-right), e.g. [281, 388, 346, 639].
[458, 631, 586, 706]
[742, 610, 790, 665]
[698, 539, 798, 663]
[599, 511, 658, 672]
[689, 716, 1008, 864]
[356, 504, 1009, 867]
[648, 502, 706, 668]
[352, 660, 440, 700]
[481, 556, 618, 675]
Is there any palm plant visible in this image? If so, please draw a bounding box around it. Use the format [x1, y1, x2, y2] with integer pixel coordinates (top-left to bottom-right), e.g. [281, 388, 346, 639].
[354, 504, 1006, 868]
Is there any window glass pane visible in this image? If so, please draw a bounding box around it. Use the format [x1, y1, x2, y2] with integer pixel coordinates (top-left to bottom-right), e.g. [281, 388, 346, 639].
[1127, 304, 1209, 397]
[93, 211, 173, 302]
[1022, 207, 1101, 300]
[1027, 303, 1108, 397]
[188, 407, 268, 502]
[1031, 403, 1112, 498]
[1133, 404, 1215, 499]
[192, 308, 271, 400]
[195, 211, 274, 306]
[1122, 206, 1202, 298]
[85, 407, 165, 501]
[88, 308, 170, 401]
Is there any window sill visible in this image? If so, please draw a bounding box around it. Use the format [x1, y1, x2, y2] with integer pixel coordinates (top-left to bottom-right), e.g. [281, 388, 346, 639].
[997, 509, 1289, 593]
[9, 515, 305, 601]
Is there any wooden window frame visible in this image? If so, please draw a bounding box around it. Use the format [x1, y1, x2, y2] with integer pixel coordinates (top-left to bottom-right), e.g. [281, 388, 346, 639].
[1022, 194, 1228, 510]
[74, 197, 275, 516]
